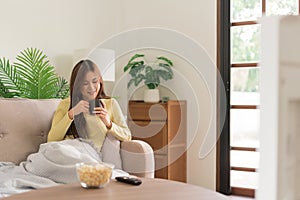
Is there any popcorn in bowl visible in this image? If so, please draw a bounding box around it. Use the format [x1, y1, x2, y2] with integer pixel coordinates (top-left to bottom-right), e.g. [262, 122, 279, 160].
[76, 162, 114, 188]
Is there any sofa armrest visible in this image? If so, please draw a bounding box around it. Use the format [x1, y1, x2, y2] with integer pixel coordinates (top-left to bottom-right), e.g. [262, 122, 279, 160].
[120, 140, 155, 178]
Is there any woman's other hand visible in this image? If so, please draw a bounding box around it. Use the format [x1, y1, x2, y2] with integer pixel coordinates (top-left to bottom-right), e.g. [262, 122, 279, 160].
[95, 101, 112, 129]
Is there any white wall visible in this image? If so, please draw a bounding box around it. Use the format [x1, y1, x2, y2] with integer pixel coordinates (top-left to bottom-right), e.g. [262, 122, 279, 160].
[0, 0, 217, 190]
[114, 0, 216, 190]
[0, 0, 118, 79]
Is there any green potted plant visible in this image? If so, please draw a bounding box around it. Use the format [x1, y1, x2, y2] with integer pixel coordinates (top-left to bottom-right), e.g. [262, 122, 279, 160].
[0, 47, 69, 99]
[123, 54, 174, 102]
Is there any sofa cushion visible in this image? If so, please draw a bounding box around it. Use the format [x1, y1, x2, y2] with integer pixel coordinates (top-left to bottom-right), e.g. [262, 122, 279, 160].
[101, 133, 122, 169]
[0, 98, 61, 164]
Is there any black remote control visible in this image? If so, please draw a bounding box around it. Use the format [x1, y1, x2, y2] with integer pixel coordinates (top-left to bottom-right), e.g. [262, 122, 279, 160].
[115, 176, 142, 186]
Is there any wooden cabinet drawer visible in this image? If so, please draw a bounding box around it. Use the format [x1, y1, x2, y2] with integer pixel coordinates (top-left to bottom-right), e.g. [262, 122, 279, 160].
[128, 120, 167, 153]
[128, 101, 168, 121]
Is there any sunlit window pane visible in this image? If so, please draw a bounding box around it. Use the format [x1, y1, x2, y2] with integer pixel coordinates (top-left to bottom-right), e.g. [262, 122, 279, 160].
[231, 25, 261, 63]
[231, 67, 260, 105]
[231, 0, 262, 22]
[230, 109, 260, 148]
[266, 0, 298, 15]
[231, 150, 260, 169]
[231, 170, 259, 189]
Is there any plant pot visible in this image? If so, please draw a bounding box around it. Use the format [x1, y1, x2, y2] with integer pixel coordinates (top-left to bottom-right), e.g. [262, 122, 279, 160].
[144, 89, 160, 103]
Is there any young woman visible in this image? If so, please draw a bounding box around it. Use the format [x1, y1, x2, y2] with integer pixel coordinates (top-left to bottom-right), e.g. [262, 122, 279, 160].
[47, 59, 131, 151]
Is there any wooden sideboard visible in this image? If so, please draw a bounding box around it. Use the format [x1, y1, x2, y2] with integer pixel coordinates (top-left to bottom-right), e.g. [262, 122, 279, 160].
[127, 100, 187, 182]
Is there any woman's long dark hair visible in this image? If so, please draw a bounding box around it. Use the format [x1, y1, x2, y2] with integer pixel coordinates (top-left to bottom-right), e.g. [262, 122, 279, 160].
[66, 59, 110, 138]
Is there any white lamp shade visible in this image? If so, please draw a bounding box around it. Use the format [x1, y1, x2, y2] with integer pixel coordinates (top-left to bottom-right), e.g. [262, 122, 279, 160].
[73, 48, 115, 81]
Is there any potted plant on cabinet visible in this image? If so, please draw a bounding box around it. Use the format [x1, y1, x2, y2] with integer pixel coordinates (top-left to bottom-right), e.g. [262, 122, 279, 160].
[123, 54, 174, 102]
[0, 47, 69, 99]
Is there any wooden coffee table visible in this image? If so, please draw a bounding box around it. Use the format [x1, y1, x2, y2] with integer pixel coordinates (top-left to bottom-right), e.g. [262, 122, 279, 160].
[3, 178, 229, 200]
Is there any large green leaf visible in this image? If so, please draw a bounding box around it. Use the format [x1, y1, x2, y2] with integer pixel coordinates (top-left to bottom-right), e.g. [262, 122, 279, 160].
[158, 70, 173, 80]
[144, 70, 159, 89]
[14, 48, 60, 99]
[124, 60, 144, 72]
[0, 47, 69, 99]
[127, 54, 144, 64]
[159, 63, 173, 76]
[0, 58, 20, 97]
[124, 54, 145, 72]
[129, 62, 145, 77]
[127, 79, 135, 89]
[55, 77, 70, 99]
[133, 74, 145, 87]
[157, 56, 173, 66]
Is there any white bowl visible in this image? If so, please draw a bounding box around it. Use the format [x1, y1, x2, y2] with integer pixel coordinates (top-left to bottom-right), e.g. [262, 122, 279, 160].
[76, 162, 114, 189]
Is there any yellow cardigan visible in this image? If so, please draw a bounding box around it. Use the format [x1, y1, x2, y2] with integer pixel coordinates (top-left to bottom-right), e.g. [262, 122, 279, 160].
[47, 98, 131, 151]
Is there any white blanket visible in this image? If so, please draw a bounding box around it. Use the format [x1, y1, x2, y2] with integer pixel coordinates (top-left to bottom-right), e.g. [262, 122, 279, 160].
[0, 139, 128, 195]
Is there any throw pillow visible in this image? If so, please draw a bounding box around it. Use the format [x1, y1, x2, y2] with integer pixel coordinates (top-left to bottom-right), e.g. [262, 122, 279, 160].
[101, 133, 122, 170]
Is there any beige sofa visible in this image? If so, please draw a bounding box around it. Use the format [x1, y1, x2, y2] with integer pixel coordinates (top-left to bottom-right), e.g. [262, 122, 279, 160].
[0, 98, 154, 178]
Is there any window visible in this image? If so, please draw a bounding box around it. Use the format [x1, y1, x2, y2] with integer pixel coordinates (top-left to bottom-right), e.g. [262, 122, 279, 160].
[218, 0, 300, 197]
